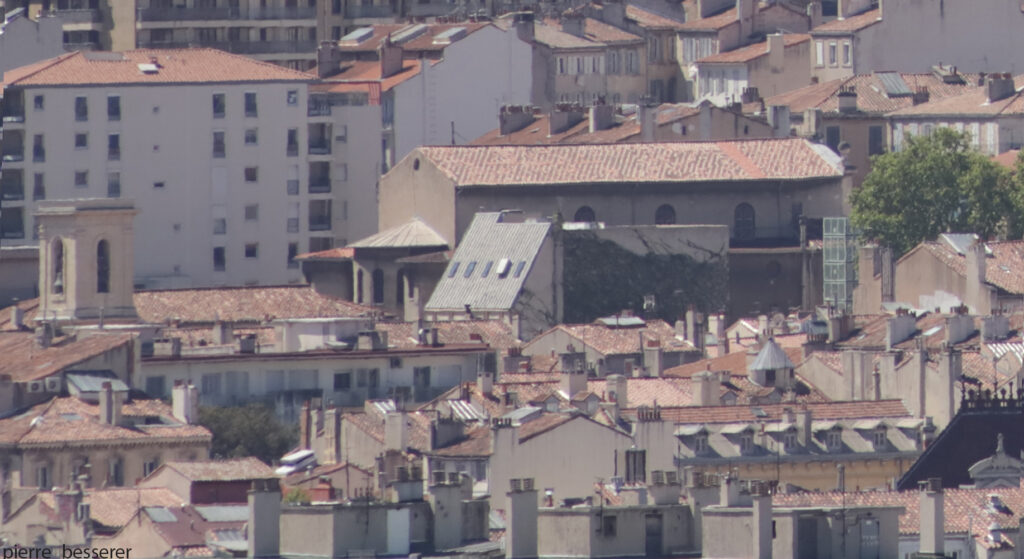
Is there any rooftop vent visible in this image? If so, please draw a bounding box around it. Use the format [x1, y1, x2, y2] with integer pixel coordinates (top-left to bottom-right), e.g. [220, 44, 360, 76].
[138, 63, 159, 74]
[392, 23, 429, 44]
[432, 27, 466, 45]
[339, 27, 374, 44]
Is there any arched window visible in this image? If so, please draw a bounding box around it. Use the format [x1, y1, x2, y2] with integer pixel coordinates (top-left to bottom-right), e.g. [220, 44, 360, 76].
[52, 238, 64, 294]
[655, 204, 676, 225]
[356, 270, 364, 303]
[372, 269, 385, 305]
[97, 240, 110, 293]
[396, 270, 405, 305]
[734, 203, 756, 240]
[573, 206, 596, 222]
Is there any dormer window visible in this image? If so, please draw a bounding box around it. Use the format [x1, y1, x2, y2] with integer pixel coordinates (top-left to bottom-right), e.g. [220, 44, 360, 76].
[695, 433, 708, 454]
[873, 428, 887, 448]
[783, 431, 797, 450]
[739, 433, 754, 454]
[827, 429, 842, 451]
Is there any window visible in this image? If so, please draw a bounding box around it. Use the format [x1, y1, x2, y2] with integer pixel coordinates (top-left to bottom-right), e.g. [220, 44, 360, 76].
[96, 240, 110, 293]
[143, 458, 160, 477]
[108, 134, 120, 160]
[244, 167, 258, 182]
[414, 366, 431, 387]
[558, 57, 566, 74]
[873, 428, 887, 447]
[213, 93, 226, 118]
[464, 261, 477, 278]
[825, 125, 841, 152]
[734, 203, 755, 241]
[287, 90, 299, 106]
[75, 171, 88, 188]
[33, 173, 45, 201]
[739, 433, 754, 453]
[356, 269, 364, 303]
[592, 56, 600, 73]
[213, 131, 226, 158]
[334, 371, 352, 390]
[287, 128, 299, 156]
[336, 124, 348, 143]
[574, 206, 596, 222]
[827, 429, 842, 450]
[602, 516, 617, 537]
[51, 238, 64, 292]
[481, 261, 493, 278]
[868, 125, 885, 155]
[828, 42, 837, 66]
[513, 261, 526, 278]
[245, 128, 258, 145]
[694, 434, 708, 454]
[244, 92, 258, 117]
[75, 133, 87, 149]
[245, 204, 258, 221]
[109, 457, 124, 487]
[75, 96, 87, 121]
[146, 376, 166, 397]
[783, 431, 797, 450]
[309, 200, 331, 231]
[213, 247, 226, 271]
[244, 243, 258, 258]
[372, 269, 385, 304]
[213, 218, 227, 235]
[107, 171, 120, 197]
[0, 207, 24, 239]
[107, 96, 120, 121]
[607, 51, 619, 74]
[288, 242, 299, 268]
[37, 465, 50, 489]
[34, 95, 44, 110]
[815, 41, 824, 66]
[842, 41, 851, 66]
[576, 57, 583, 74]
[448, 262, 460, 278]
[655, 204, 676, 225]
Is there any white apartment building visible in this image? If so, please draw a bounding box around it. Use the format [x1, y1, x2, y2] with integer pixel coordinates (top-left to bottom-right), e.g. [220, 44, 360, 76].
[0, 49, 321, 288]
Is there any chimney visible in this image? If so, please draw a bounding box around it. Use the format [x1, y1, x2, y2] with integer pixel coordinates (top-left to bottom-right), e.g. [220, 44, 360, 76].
[912, 86, 930, 105]
[691, 370, 720, 406]
[324, 406, 340, 464]
[719, 474, 741, 506]
[981, 314, 1010, 341]
[966, 240, 990, 314]
[478, 370, 494, 396]
[248, 480, 281, 558]
[98, 382, 122, 426]
[513, 11, 534, 43]
[35, 323, 53, 349]
[709, 313, 729, 355]
[506, 479, 539, 559]
[561, 12, 585, 37]
[429, 473, 467, 550]
[736, 0, 755, 37]
[500, 105, 537, 136]
[639, 100, 656, 142]
[550, 104, 587, 134]
[212, 321, 232, 345]
[837, 86, 857, 113]
[918, 478, 944, 556]
[589, 102, 615, 133]
[836, 464, 846, 492]
[379, 36, 404, 79]
[757, 314, 769, 340]
[602, 0, 625, 26]
[560, 368, 587, 398]
[987, 73, 1016, 103]
[642, 338, 663, 377]
[872, 367, 882, 400]
[752, 488, 772, 559]
[806, 1, 822, 28]
[607, 374, 628, 407]
[172, 380, 198, 425]
[885, 312, 917, 351]
[10, 306, 23, 330]
[767, 104, 791, 138]
[685, 307, 698, 346]
[795, 407, 811, 446]
[316, 41, 343, 78]
[766, 33, 785, 72]
[385, 412, 409, 452]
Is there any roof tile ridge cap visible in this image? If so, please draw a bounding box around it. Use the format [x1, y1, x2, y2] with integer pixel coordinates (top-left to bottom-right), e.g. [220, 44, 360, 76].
[8, 51, 79, 85]
[716, 140, 766, 179]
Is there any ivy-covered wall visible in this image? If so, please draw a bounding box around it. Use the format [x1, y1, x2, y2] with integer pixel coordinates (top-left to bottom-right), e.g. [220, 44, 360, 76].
[562, 232, 729, 324]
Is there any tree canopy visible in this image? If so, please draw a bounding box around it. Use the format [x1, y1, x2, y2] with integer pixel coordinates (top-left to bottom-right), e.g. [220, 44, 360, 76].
[850, 127, 1022, 256]
[197, 403, 297, 463]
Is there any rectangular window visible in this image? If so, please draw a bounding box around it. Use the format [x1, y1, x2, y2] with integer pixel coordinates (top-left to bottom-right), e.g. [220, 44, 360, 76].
[336, 124, 347, 143]
[245, 128, 258, 145]
[37, 466, 49, 489]
[213, 131, 225, 158]
[245, 204, 259, 221]
[288, 242, 299, 268]
[74, 133, 87, 149]
[558, 57, 566, 74]
[34, 95, 44, 110]
[815, 41, 824, 66]
[842, 41, 851, 66]
[0, 207, 24, 239]
[602, 516, 617, 537]
[108, 133, 120, 160]
[33, 134, 44, 162]
[75, 96, 87, 121]
[244, 243, 258, 258]
[75, 170, 88, 188]
[309, 200, 332, 231]
[213, 247, 226, 271]
[244, 92, 258, 117]
[213, 93, 226, 118]
[107, 172, 121, 198]
[287, 90, 298, 106]
[213, 218, 227, 235]
[33, 173, 45, 201]
[334, 371, 352, 390]
[107, 96, 121, 121]
[825, 125, 841, 152]
[868, 125, 885, 155]
[145, 376, 166, 397]
[287, 128, 299, 156]
[244, 167, 258, 182]
[828, 42, 837, 66]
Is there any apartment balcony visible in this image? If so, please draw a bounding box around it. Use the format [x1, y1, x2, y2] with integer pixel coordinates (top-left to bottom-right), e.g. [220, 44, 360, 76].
[0, 175, 24, 201]
[309, 217, 331, 231]
[252, 6, 315, 18]
[408, 1, 458, 16]
[308, 140, 330, 155]
[1, 111, 24, 124]
[309, 177, 331, 194]
[344, 4, 395, 18]
[54, 8, 102, 22]
[307, 103, 331, 117]
[137, 7, 240, 21]
[2, 149, 24, 163]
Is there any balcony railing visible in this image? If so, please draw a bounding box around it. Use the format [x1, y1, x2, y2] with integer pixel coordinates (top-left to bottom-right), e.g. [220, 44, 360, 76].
[2, 150, 24, 163]
[1, 180, 24, 201]
[309, 178, 331, 193]
[137, 5, 314, 20]
[63, 41, 99, 51]
[287, 218, 299, 233]
[307, 102, 331, 117]
[344, 4, 395, 17]
[54, 8, 101, 22]
[2, 110, 25, 123]
[308, 140, 330, 155]
[185, 40, 316, 54]
[309, 217, 331, 231]
[408, 1, 457, 16]
[286, 180, 299, 195]
[252, 6, 315, 18]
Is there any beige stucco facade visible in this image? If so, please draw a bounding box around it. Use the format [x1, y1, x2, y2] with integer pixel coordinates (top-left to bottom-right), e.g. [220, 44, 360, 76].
[538, 504, 695, 557]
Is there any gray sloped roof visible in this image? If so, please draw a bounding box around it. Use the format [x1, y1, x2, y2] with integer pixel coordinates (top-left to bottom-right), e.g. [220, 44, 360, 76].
[425, 213, 551, 312]
[750, 339, 796, 371]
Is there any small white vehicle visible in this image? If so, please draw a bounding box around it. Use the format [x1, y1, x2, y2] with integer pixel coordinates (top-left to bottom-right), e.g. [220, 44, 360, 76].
[275, 449, 317, 476]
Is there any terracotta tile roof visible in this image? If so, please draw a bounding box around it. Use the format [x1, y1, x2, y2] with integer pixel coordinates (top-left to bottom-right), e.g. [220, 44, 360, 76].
[376, 320, 518, 351]
[529, 319, 695, 356]
[664, 346, 805, 378]
[134, 285, 374, 325]
[0, 331, 133, 382]
[810, 8, 881, 33]
[762, 78, 844, 112]
[993, 149, 1022, 169]
[147, 505, 247, 549]
[37, 487, 185, 529]
[283, 461, 371, 486]
[415, 138, 843, 187]
[344, 410, 433, 453]
[0, 396, 211, 446]
[294, 247, 356, 261]
[697, 33, 809, 64]
[775, 486, 1024, 539]
[766, 72, 981, 115]
[917, 240, 1024, 295]
[533, 20, 606, 49]
[892, 77, 1024, 117]
[4, 49, 312, 87]
[430, 425, 493, 457]
[677, 7, 737, 31]
[349, 217, 448, 249]
[470, 112, 591, 146]
[809, 350, 843, 373]
[161, 458, 274, 482]
[581, 17, 642, 43]
[326, 59, 424, 93]
[623, 398, 911, 424]
[336, 22, 491, 53]
[625, 5, 688, 29]
[157, 325, 277, 349]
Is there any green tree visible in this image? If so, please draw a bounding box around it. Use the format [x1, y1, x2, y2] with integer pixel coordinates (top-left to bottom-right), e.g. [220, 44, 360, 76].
[197, 403, 297, 463]
[850, 128, 1018, 255]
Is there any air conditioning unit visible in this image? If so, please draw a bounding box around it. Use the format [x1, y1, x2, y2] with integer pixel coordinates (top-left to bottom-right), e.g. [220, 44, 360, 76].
[45, 377, 61, 392]
[27, 381, 44, 393]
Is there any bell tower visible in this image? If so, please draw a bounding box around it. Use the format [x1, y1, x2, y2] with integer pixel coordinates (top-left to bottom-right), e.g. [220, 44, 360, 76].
[36, 199, 138, 322]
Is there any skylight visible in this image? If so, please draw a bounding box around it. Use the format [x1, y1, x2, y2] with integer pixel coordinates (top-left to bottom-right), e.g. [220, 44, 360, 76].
[448, 262, 460, 278]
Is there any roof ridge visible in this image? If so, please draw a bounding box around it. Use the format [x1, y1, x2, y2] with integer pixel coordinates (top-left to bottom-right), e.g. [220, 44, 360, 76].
[5, 51, 80, 86]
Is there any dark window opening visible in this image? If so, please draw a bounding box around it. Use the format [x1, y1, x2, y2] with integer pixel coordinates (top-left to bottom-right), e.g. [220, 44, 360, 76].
[96, 240, 110, 293]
